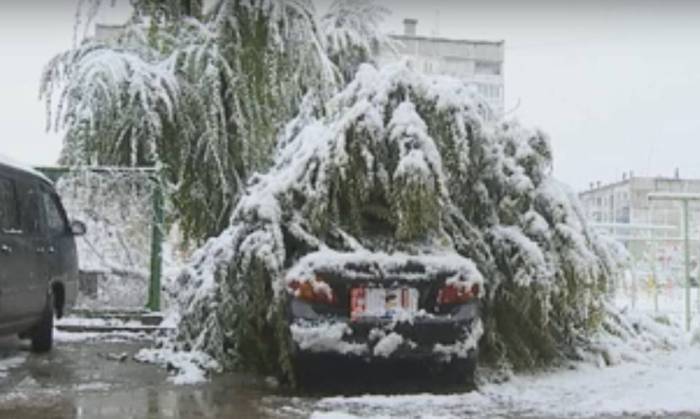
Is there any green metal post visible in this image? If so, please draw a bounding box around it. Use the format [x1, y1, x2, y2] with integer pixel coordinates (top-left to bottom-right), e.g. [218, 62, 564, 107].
[147, 174, 164, 312]
[684, 200, 691, 331]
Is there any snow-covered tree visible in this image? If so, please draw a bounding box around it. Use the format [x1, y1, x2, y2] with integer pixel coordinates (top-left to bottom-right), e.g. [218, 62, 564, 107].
[43, 0, 386, 241]
[321, 0, 392, 82]
[42, 32, 180, 167]
[169, 63, 626, 384]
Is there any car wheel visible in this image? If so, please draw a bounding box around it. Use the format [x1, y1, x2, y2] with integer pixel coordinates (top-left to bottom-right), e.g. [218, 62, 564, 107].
[30, 298, 54, 353]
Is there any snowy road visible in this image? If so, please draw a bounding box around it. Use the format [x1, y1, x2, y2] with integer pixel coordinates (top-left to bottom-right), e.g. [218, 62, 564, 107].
[287, 345, 700, 418]
[0, 330, 699, 418]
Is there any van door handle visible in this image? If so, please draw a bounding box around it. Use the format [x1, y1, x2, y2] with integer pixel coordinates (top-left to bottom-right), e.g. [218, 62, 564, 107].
[47, 246, 55, 254]
[0, 244, 11, 254]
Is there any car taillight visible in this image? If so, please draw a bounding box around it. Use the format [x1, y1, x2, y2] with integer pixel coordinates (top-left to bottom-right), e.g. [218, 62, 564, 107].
[437, 283, 479, 305]
[288, 279, 337, 305]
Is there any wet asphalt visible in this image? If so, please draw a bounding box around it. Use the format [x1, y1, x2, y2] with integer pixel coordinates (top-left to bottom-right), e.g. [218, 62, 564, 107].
[0, 335, 697, 419]
[0, 335, 276, 419]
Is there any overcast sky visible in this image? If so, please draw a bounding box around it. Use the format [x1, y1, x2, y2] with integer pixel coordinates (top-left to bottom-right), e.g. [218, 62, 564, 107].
[1, 0, 699, 191]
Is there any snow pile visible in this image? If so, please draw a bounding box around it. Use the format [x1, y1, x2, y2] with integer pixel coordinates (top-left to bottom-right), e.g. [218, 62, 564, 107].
[166, 62, 625, 383]
[373, 332, 404, 358]
[56, 316, 145, 328]
[53, 329, 149, 343]
[434, 320, 484, 362]
[310, 392, 493, 419]
[134, 347, 219, 385]
[0, 355, 27, 380]
[585, 305, 684, 366]
[290, 322, 367, 356]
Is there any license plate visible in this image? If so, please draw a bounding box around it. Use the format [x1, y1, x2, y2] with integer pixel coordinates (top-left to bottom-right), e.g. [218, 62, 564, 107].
[351, 287, 418, 320]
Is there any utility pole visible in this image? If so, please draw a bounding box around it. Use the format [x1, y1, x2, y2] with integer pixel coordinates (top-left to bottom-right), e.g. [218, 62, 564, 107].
[648, 192, 700, 331]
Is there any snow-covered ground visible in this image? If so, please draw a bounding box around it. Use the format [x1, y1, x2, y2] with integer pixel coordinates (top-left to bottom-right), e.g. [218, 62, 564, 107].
[267, 291, 700, 419]
[0, 315, 698, 418]
[617, 283, 700, 326]
[53, 328, 152, 344]
[4, 287, 700, 418]
[288, 341, 700, 418]
[0, 354, 26, 380]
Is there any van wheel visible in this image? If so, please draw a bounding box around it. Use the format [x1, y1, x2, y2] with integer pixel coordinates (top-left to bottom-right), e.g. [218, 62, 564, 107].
[31, 299, 54, 353]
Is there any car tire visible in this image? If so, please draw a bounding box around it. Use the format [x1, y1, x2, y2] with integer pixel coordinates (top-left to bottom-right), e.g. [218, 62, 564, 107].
[31, 298, 54, 353]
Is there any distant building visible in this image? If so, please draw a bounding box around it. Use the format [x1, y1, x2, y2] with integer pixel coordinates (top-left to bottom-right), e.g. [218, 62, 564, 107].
[580, 172, 700, 227]
[580, 172, 700, 272]
[374, 19, 505, 117]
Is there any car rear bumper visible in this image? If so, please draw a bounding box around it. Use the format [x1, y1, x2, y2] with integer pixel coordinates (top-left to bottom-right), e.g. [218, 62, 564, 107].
[288, 299, 481, 361]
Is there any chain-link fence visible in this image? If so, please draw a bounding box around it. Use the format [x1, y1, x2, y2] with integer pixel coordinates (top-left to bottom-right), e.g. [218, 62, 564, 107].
[38, 167, 164, 312]
[609, 233, 700, 330]
[617, 264, 700, 324]
[591, 200, 700, 330]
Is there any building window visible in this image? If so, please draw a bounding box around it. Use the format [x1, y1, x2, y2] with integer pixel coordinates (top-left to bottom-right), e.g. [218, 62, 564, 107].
[475, 61, 501, 75]
[477, 84, 500, 99]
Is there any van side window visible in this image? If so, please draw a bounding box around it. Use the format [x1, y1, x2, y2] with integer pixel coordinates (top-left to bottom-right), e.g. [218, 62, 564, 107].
[18, 185, 41, 235]
[41, 191, 68, 236]
[0, 177, 20, 233]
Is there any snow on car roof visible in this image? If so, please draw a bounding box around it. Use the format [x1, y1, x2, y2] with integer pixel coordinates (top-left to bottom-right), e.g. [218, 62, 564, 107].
[285, 248, 483, 284]
[0, 153, 52, 184]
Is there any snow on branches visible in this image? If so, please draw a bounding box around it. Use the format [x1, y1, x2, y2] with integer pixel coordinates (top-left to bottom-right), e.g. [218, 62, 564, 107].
[43, 0, 389, 241]
[41, 41, 179, 166]
[169, 63, 626, 383]
[321, 0, 392, 81]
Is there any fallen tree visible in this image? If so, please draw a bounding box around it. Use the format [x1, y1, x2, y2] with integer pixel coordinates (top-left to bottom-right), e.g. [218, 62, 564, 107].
[169, 63, 626, 383]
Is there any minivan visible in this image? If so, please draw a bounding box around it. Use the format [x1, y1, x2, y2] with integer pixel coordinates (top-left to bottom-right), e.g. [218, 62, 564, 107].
[0, 155, 85, 352]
